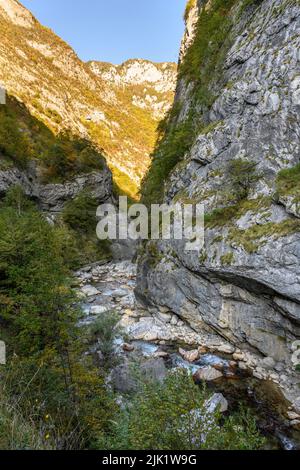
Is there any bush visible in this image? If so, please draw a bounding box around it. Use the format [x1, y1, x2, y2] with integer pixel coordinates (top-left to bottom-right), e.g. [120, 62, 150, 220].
[62, 190, 112, 267]
[226, 158, 260, 201]
[43, 133, 105, 182]
[62, 191, 99, 233]
[100, 369, 265, 450]
[0, 103, 33, 167]
[85, 311, 122, 368]
[141, 113, 196, 205]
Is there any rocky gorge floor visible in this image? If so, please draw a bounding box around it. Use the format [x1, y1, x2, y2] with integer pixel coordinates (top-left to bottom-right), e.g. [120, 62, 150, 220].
[74, 259, 300, 450]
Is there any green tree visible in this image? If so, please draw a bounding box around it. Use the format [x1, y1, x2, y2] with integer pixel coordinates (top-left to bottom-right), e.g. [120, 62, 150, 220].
[227, 158, 260, 201]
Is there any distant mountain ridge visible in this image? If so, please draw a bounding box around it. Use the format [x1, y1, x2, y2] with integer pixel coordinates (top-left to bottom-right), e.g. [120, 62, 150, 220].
[0, 0, 177, 196]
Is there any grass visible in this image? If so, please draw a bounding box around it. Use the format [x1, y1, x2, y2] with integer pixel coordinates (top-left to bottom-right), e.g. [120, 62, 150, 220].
[204, 197, 272, 228]
[0, 395, 50, 450]
[184, 0, 197, 22]
[221, 252, 235, 265]
[276, 162, 300, 202]
[228, 218, 300, 253]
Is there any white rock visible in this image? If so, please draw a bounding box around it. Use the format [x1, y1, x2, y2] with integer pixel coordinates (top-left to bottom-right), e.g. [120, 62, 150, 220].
[261, 356, 276, 370]
[204, 393, 228, 414]
[194, 366, 223, 382]
[90, 305, 108, 315]
[157, 312, 172, 323]
[287, 411, 300, 420]
[179, 348, 199, 363]
[81, 285, 100, 297]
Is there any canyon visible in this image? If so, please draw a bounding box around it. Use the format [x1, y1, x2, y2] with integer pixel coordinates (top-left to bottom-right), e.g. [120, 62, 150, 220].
[0, 0, 300, 450]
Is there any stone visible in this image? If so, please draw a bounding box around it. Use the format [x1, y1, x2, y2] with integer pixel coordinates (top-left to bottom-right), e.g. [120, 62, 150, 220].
[124, 309, 135, 316]
[179, 348, 199, 363]
[90, 305, 108, 315]
[287, 411, 300, 420]
[153, 351, 169, 358]
[122, 343, 135, 352]
[261, 357, 276, 370]
[141, 358, 167, 383]
[111, 363, 138, 394]
[143, 332, 158, 342]
[157, 312, 172, 323]
[81, 285, 100, 297]
[233, 352, 245, 361]
[193, 366, 223, 383]
[204, 393, 228, 414]
[159, 306, 171, 313]
[112, 289, 128, 298]
[198, 346, 208, 354]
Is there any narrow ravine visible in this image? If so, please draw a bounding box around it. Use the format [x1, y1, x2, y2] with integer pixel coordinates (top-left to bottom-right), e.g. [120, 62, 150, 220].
[75, 259, 300, 450]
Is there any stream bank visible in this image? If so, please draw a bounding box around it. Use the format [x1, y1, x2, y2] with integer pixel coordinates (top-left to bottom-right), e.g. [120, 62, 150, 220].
[75, 260, 300, 450]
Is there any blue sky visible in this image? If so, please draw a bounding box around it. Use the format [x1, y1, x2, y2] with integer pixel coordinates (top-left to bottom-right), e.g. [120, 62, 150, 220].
[21, 0, 187, 64]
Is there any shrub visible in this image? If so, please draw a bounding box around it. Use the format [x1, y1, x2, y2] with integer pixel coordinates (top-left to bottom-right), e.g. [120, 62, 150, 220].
[0, 103, 33, 167]
[141, 113, 196, 205]
[100, 369, 265, 450]
[85, 311, 122, 368]
[226, 158, 260, 201]
[62, 191, 99, 233]
[43, 133, 105, 182]
[62, 191, 112, 267]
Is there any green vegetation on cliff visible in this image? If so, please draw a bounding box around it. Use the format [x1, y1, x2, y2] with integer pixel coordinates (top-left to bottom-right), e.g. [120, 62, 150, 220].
[276, 162, 300, 202]
[142, 0, 240, 204]
[0, 96, 106, 181]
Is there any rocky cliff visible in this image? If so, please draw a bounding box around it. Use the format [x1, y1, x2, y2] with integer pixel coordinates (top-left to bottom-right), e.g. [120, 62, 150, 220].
[0, 0, 177, 196]
[137, 0, 300, 423]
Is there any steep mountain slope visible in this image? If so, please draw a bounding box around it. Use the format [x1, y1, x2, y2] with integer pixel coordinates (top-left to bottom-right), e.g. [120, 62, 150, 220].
[0, 0, 177, 196]
[137, 0, 300, 423]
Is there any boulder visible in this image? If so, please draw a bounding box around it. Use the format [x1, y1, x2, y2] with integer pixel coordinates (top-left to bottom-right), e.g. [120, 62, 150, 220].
[141, 358, 167, 383]
[90, 305, 108, 315]
[204, 393, 228, 414]
[179, 348, 199, 363]
[81, 285, 100, 297]
[122, 343, 135, 352]
[193, 366, 223, 383]
[111, 363, 138, 394]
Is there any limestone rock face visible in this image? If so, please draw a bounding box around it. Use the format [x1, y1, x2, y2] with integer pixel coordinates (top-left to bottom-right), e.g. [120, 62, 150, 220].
[0, 0, 35, 28]
[137, 0, 300, 413]
[89, 60, 177, 119]
[0, 163, 112, 215]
